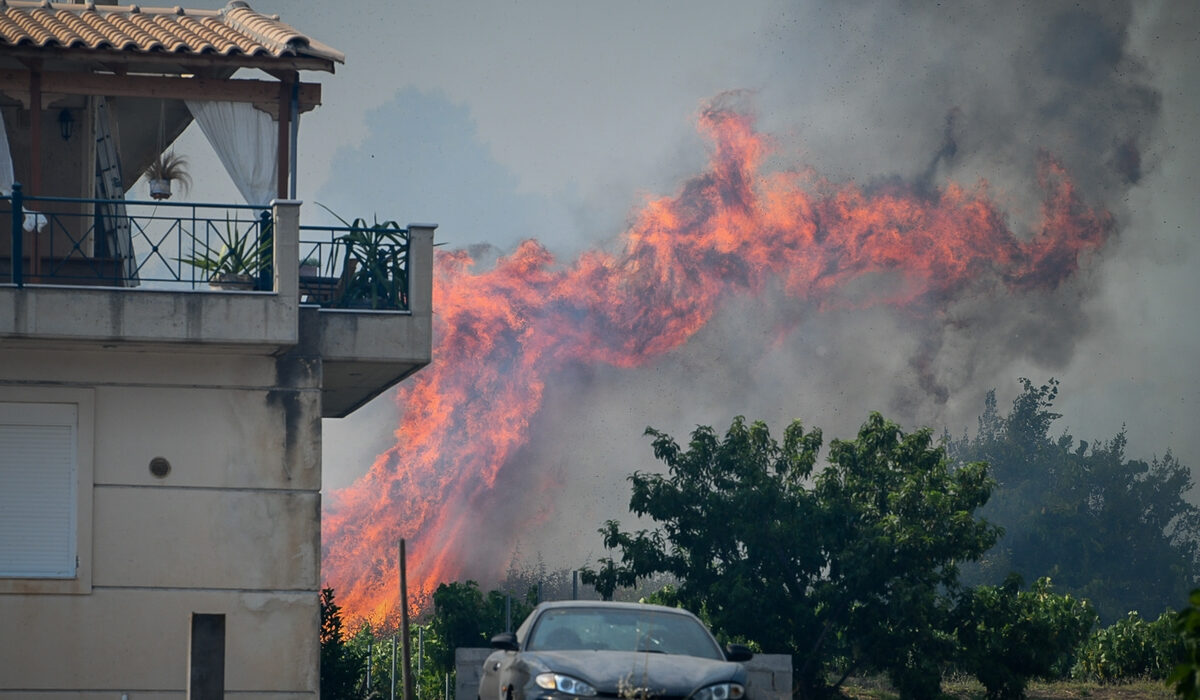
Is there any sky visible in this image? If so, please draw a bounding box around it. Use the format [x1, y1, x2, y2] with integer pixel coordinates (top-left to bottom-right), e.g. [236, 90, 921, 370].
[173, 0, 1199, 576]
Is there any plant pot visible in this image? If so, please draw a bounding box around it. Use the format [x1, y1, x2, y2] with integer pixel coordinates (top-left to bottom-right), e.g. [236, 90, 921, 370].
[149, 178, 172, 200]
[299, 264, 319, 278]
[209, 272, 256, 290]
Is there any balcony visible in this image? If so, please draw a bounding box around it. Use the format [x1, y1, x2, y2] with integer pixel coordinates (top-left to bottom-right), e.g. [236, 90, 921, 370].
[0, 187, 435, 417]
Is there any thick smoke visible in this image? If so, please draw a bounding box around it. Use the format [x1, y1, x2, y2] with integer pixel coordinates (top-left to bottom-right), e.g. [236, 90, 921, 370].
[497, 1, 1187, 568]
[321, 0, 1199, 612]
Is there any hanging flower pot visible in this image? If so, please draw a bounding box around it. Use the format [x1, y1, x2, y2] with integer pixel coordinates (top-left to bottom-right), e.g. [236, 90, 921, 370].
[149, 178, 172, 200]
[145, 151, 190, 201]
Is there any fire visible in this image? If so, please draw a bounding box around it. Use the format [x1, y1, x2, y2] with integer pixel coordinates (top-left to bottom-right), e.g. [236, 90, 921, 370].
[320, 99, 1111, 626]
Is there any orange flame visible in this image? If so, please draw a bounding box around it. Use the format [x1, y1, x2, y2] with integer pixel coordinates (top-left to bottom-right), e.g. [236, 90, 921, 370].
[321, 100, 1111, 626]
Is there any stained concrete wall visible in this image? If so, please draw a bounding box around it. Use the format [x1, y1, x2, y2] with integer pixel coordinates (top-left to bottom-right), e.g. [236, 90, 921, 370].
[0, 344, 322, 698]
[0, 201, 434, 698]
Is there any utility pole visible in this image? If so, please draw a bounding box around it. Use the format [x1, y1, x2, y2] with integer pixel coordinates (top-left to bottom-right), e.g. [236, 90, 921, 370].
[400, 539, 415, 700]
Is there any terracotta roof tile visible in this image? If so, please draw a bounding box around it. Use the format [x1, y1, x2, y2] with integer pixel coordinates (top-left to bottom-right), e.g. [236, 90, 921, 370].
[0, 0, 343, 67]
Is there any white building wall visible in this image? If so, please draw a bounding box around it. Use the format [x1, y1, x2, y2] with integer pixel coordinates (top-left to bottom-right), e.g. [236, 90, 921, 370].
[0, 345, 322, 698]
[0, 204, 434, 698]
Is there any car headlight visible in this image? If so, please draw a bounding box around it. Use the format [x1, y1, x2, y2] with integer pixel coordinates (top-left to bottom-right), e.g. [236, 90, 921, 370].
[535, 673, 598, 696]
[691, 683, 745, 700]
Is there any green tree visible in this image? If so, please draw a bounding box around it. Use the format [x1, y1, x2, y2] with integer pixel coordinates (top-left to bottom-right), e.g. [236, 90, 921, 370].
[584, 413, 998, 698]
[1169, 589, 1200, 699]
[320, 588, 366, 699]
[581, 556, 636, 601]
[425, 581, 535, 679]
[948, 379, 1200, 622]
[955, 576, 1097, 699]
[343, 622, 439, 700]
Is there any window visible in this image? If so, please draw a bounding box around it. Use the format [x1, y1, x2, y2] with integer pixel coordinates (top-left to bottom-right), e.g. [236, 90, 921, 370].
[0, 402, 77, 577]
[0, 389, 93, 593]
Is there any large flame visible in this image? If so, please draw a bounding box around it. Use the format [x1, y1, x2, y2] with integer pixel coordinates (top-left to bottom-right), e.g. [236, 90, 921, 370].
[321, 100, 1111, 626]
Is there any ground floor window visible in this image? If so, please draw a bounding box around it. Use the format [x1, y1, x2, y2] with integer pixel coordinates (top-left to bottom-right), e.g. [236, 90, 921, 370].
[0, 388, 93, 593]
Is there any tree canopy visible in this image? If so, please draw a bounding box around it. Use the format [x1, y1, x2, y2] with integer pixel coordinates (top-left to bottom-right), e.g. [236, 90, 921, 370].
[947, 378, 1200, 622]
[584, 412, 999, 698]
[425, 580, 535, 676]
[320, 587, 364, 700]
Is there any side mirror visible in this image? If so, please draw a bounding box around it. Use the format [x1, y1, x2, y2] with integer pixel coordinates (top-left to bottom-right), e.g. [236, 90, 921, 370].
[490, 632, 519, 651]
[724, 643, 753, 662]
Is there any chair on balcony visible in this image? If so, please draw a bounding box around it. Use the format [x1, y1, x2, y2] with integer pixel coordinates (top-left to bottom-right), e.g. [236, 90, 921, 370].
[300, 258, 356, 306]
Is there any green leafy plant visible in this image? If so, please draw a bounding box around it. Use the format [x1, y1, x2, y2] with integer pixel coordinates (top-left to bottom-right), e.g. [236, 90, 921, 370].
[317, 203, 409, 309]
[1169, 589, 1200, 699]
[177, 216, 270, 282]
[955, 576, 1097, 699]
[1073, 609, 1181, 683]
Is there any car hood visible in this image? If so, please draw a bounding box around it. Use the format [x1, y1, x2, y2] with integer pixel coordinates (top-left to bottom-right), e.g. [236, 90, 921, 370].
[522, 650, 746, 696]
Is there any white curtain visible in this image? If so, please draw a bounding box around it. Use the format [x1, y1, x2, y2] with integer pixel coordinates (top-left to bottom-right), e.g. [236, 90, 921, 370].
[185, 100, 277, 206]
[0, 108, 45, 232]
[0, 108, 13, 195]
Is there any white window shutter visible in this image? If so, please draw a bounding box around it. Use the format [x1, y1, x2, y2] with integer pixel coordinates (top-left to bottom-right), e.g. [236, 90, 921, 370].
[0, 404, 77, 578]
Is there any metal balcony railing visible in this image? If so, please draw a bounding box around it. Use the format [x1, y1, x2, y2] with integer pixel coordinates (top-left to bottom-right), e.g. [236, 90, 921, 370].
[298, 218, 410, 311]
[0, 184, 412, 311]
[1, 183, 272, 290]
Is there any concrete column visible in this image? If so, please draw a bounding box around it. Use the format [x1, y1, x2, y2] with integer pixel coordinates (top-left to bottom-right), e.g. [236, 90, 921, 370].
[272, 199, 302, 306]
[407, 224, 436, 315]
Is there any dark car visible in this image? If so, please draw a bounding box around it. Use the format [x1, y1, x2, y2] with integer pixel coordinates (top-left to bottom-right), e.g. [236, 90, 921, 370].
[479, 600, 752, 700]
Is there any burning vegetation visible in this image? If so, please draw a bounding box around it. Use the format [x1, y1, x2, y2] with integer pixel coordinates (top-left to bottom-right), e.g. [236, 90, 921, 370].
[320, 99, 1113, 626]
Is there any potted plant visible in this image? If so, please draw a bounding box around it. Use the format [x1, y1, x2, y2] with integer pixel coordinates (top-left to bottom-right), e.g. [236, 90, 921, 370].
[146, 151, 191, 200]
[299, 256, 321, 278]
[317, 204, 409, 310]
[337, 218, 408, 309]
[178, 217, 270, 289]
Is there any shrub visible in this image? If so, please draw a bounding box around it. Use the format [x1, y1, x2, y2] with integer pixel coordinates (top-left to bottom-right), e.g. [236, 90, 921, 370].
[1167, 589, 1200, 699]
[955, 576, 1097, 699]
[1073, 609, 1181, 682]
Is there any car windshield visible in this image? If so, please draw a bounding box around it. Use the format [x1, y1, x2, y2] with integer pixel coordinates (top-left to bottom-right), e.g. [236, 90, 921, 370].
[526, 607, 724, 660]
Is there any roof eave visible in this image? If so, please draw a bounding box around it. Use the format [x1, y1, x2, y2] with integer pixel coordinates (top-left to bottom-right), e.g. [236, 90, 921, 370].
[0, 45, 337, 75]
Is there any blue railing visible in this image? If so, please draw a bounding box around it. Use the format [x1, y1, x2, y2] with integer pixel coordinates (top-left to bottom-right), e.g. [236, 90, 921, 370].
[1, 183, 272, 290]
[0, 185, 411, 311]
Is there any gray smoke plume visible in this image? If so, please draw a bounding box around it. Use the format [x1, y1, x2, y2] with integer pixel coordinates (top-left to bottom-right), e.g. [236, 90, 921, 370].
[317, 0, 1199, 587]
[505, 0, 1200, 566]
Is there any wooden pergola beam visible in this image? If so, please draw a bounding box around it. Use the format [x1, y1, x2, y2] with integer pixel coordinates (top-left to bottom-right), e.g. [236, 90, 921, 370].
[0, 70, 322, 112]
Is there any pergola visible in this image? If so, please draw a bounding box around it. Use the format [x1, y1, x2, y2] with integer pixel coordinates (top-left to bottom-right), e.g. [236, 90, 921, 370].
[0, 0, 343, 201]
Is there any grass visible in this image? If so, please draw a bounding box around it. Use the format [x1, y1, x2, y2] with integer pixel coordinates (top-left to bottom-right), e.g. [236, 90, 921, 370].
[840, 675, 1175, 699]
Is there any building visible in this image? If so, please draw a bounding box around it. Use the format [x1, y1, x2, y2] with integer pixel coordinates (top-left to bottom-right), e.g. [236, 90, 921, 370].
[0, 2, 433, 697]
